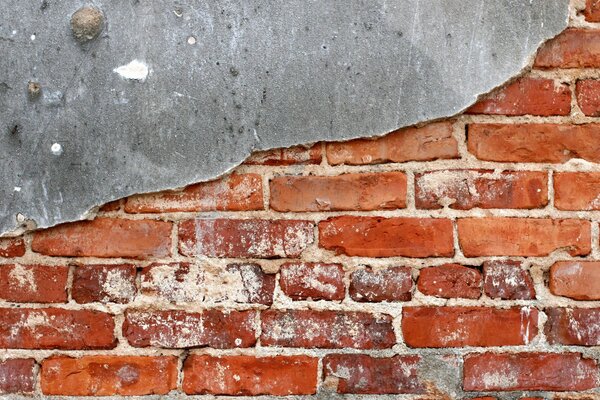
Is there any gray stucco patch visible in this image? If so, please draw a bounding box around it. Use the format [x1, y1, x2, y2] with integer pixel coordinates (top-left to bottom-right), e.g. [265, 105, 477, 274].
[0, 0, 568, 235]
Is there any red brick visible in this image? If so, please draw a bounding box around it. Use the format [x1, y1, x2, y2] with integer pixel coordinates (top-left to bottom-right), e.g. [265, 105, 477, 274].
[0, 238, 25, 258]
[350, 266, 413, 302]
[72, 264, 137, 303]
[326, 121, 458, 165]
[463, 352, 598, 391]
[545, 308, 600, 346]
[183, 355, 318, 395]
[179, 219, 314, 258]
[0, 359, 35, 394]
[576, 80, 600, 116]
[280, 262, 345, 301]
[457, 218, 590, 257]
[140, 262, 274, 305]
[0, 264, 68, 303]
[270, 172, 406, 212]
[467, 123, 600, 163]
[402, 306, 538, 348]
[535, 29, 600, 69]
[323, 354, 424, 394]
[550, 261, 600, 300]
[586, 0, 600, 21]
[125, 173, 263, 213]
[41, 356, 178, 396]
[415, 170, 547, 210]
[244, 144, 321, 166]
[467, 78, 571, 116]
[555, 172, 600, 210]
[319, 216, 454, 258]
[99, 200, 122, 212]
[32, 218, 172, 259]
[483, 260, 535, 300]
[0, 308, 115, 349]
[417, 264, 481, 299]
[261, 310, 395, 349]
[123, 309, 256, 349]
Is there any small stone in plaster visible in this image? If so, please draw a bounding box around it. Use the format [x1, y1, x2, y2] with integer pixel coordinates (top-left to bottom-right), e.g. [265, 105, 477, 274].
[27, 81, 41, 100]
[113, 60, 149, 82]
[51, 143, 63, 156]
[187, 36, 196, 45]
[16, 213, 25, 223]
[70, 6, 104, 43]
[30, 34, 35, 41]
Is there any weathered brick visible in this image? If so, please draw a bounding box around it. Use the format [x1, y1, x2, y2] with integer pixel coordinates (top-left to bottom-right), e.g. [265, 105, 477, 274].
[415, 170, 547, 210]
[179, 219, 314, 258]
[270, 172, 406, 212]
[0, 238, 25, 258]
[123, 309, 256, 349]
[261, 310, 395, 349]
[457, 218, 591, 257]
[41, 356, 178, 396]
[140, 262, 274, 305]
[99, 200, 122, 212]
[0, 359, 35, 394]
[467, 78, 571, 116]
[72, 264, 137, 303]
[319, 216, 454, 258]
[550, 261, 600, 300]
[125, 173, 263, 213]
[467, 123, 600, 163]
[535, 29, 600, 68]
[0, 308, 115, 349]
[417, 264, 481, 299]
[32, 218, 172, 259]
[0, 264, 68, 303]
[555, 172, 600, 210]
[244, 144, 321, 165]
[323, 354, 424, 394]
[402, 307, 538, 348]
[326, 121, 458, 165]
[279, 262, 345, 301]
[463, 352, 598, 391]
[576, 80, 600, 116]
[483, 260, 535, 300]
[586, 0, 600, 21]
[183, 355, 318, 395]
[350, 266, 413, 302]
[545, 308, 600, 346]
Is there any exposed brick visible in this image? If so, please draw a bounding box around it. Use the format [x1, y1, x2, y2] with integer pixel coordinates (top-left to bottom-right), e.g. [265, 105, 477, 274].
[326, 121, 458, 165]
[0, 264, 68, 303]
[535, 29, 600, 69]
[576, 80, 600, 116]
[279, 262, 345, 301]
[402, 307, 538, 348]
[270, 172, 406, 212]
[244, 143, 321, 166]
[72, 264, 137, 304]
[32, 218, 172, 259]
[483, 260, 535, 300]
[261, 310, 395, 349]
[0, 308, 115, 349]
[467, 123, 600, 163]
[41, 356, 178, 396]
[554, 172, 600, 210]
[350, 266, 413, 302]
[463, 352, 598, 391]
[457, 218, 591, 257]
[415, 170, 547, 210]
[183, 355, 318, 395]
[550, 261, 600, 300]
[417, 264, 481, 299]
[323, 354, 424, 394]
[99, 200, 122, 212]
[0, 359, 35, 394]
[125, 173, 263, 213]
[545, 308, 600, 346]
[123, 309, 256, 349]
[467, 78, 571, 116]
[0, 238, 25, 258]
[319, 216, 454, 258]
[140, 262, 274, 305]
[179, 219, 314, 258]
[586, 0, 600, 21]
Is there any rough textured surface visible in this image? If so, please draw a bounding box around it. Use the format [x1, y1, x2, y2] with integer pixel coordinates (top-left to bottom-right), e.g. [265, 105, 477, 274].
[0, 0, 568, 235]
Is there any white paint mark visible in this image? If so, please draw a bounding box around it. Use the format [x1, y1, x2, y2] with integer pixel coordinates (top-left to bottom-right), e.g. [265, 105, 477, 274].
[113, 60, 149, 82]
[187, 36, 196, 45]
[51, 143, 63, 156]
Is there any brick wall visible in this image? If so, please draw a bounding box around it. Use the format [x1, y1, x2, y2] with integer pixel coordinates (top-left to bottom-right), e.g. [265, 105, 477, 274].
[2, 1, 600, 398]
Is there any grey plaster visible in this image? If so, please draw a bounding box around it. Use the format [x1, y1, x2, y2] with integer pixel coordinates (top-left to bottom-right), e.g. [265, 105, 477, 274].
[0, 0, 568, 235]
